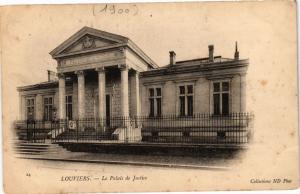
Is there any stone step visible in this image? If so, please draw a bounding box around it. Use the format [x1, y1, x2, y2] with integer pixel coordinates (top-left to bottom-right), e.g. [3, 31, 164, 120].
[57, 134, 112, 137]
[13, 139, 70, 157]
[17, 149, 65, 154]
[15, 149, 68, 156]
[14, 143, 51, 147]
[15, 152, 43, 155]
[18, 148, 47, 153]
[14, 145, 49, 149]
[14, 146, 49, 150]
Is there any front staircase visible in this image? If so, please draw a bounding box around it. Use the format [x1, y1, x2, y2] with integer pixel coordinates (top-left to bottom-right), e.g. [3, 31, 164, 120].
[13, 140, 71, 158]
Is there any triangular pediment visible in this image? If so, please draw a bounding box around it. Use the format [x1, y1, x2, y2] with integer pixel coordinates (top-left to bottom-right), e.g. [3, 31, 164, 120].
[61, 34, 118, 54]
[50, 26, 129, 58]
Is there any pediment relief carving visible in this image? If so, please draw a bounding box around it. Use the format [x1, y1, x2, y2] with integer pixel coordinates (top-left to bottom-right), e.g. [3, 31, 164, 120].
[61, 35, 118, 54]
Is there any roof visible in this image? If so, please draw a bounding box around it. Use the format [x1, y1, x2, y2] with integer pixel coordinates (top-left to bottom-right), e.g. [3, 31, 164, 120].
[17, 80, 58, 92]
[50, 26, 158, 68]
[141, 57, 249, 77]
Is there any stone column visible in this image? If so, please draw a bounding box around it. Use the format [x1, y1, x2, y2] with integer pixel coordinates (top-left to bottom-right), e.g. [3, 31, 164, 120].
[119, 65, 130, 142]
[96, 67, 106, 119]
[240, 74, 246, 112]
[133, 71, 141, 129]
[58, 73, 66, 119]
[72, 81, 78, 119]
[134, 71, 141, 117]
[76, 70, 85, 119]
[96, 67, 106, 131]
[119, 65, 129, 117]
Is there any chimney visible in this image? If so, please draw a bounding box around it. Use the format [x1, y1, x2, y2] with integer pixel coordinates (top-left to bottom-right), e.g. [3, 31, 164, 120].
[47, 70, 58, 81]
[208, 45, 214, 62]
[47, 70, 50, 81]
[234, 41, 239, 60]
[169, 51, 176, 65]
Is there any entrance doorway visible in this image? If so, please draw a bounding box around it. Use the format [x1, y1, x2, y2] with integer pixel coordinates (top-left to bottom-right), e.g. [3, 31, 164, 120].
[106, 94, 110, 126]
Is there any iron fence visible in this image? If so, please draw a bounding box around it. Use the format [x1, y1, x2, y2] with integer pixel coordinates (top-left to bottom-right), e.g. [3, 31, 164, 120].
[139, 113, 254, 144]
[14, 113, 254, 144]
[14, 119, 67, 143]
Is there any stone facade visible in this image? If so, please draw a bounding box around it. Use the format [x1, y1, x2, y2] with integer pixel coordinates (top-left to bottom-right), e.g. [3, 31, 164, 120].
[17, 27, 248, 121]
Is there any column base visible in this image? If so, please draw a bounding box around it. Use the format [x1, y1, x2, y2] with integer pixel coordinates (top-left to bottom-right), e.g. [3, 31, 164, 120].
[112, 126, 142, 142]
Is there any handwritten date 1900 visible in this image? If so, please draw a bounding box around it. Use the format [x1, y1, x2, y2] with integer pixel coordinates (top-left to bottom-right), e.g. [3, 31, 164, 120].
[93, 4, 138, 16]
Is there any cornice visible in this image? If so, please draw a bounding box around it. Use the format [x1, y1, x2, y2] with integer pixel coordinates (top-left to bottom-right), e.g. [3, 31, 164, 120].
[17, 82, 58, 92]
[141, 59, 249, 78]
[19, 86, 58, 96]
[118, 64, 129, 71]
[95, 66, 106, 73]
[206, 74, 235, 80]
[17, 80, 73, 92]
[55, 43, 158, 70]
[142, 81, 166, 86]
[57, 57, 126, 73]
[54, 43, 127, 59]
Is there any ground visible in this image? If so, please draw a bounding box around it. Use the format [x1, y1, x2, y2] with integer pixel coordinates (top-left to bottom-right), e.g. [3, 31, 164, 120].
[17, 149, 245, 169]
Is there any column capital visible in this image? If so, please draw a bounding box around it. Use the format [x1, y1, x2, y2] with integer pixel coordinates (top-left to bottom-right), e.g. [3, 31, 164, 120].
[95, 67, 106, 73]
[239, 73, 247, 77]
[118, 47, 126, 54]
[75, 70, 85, 76]
[57, 73, 65, 79]
[118, 64, 129, 71]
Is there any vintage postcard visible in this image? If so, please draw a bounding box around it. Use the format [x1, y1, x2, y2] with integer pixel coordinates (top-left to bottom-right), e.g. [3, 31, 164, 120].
[1, 1, 299, 193]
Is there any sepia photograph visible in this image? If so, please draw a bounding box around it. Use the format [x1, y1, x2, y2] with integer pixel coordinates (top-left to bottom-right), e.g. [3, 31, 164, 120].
[1, 0, 299, 193]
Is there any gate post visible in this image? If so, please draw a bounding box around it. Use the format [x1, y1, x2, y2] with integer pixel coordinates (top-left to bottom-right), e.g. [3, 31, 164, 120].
[26, 120, 29, 141]
[33, 120, 36, 143]
[76, 119, 79, 142]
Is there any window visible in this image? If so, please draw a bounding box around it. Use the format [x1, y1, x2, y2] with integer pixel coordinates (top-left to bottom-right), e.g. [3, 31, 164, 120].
[66, 95, 73, 120]
[179, 85, 193, 116]
[149, 87, 162, 117]
[213, 81, 230, 115]
[43, 96, 53, 121]
[26, 98, 35, 120]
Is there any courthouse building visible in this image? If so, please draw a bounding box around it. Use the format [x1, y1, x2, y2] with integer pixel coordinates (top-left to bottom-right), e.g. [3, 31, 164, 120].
[16, 27, 250, 143]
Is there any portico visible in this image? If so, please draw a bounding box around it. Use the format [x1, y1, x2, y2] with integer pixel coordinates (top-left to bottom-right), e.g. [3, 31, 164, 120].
[57, 65, 136, 118]
[50, 27, 157, 132]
